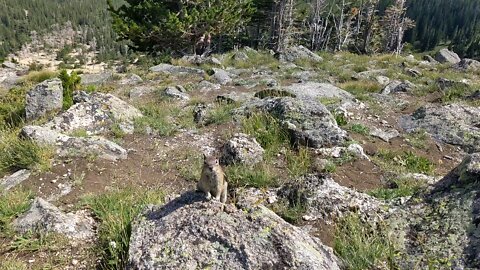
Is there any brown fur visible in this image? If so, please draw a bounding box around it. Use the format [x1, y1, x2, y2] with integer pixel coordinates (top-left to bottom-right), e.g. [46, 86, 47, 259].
[197, 154, 228, 203]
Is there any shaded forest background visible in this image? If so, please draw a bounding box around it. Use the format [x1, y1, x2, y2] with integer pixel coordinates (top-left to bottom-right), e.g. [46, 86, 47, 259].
[0, 0, 479, 61]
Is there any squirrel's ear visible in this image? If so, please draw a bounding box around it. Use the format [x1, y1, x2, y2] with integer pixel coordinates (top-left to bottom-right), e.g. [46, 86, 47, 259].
[203, 153, 207, 160]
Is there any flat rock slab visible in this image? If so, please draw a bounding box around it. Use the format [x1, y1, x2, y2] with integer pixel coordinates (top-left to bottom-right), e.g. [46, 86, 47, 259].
[0, 169, 31, 191]
[13, 197, 94, 240]
[22, 125, 127, 161]
[128, 191, 340, 270]
[284, 82, 355, 103]
[149, 64, 204, 75]
[80, 72, 113, 85]
[400, 104, 480, 153]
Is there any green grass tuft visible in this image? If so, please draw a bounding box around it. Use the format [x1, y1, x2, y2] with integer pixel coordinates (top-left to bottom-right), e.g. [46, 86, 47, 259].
[226, 163, 277, 189]
[0, 128, 53, 174]
[82, 188, 165, 270]
[0, 189, 32, 233]
[375, 149, 434, 175]
[204, 101, 237, 126]
[369, 176, 427, 200]
[334, 214, 397, 270]
[350, 123, 370, 136]
[241, 112, 289, 160]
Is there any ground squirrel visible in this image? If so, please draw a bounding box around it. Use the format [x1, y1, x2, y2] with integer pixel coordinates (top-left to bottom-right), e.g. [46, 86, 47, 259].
[197, 154, 228, 203]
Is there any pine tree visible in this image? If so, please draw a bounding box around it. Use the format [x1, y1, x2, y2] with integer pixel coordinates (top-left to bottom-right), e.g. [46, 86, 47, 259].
[108, 0, 254, 55]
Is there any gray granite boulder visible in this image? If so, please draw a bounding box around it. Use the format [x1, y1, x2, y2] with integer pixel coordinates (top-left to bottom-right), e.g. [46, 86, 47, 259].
[127, 191, 340, 270]
[220, 133, 265, 166]
[236, 97, 348, 148]
[400, 104, 480, 152]
[25, 78, 63, 120]
[435, 48, 461, 64]
[281, 46, 323, 63]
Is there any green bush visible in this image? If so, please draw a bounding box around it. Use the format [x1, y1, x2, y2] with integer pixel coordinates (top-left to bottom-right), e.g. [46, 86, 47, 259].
[58, 69, 81, 110]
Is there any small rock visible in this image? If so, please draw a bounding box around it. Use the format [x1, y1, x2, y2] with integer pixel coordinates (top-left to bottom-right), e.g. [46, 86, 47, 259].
[381, 80, 415, 95]
[281, 45, 323, 63]
[164, 86, 189, 100]
[376, 76, 390, 85]
[370, 127, 400, 142]
[193, 103, 211, 126]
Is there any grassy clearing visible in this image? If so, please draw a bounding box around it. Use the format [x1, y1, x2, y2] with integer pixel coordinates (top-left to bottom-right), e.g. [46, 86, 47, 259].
[334, 214, 397, 270]
[0, 189, 32, 234]
[222, 50, 279, 70]
[285, 147, 312, 178]
[369, 176, 427, 200]
[374, 149, 434, 175]
[339, 80, 382, 97]
[0, 128, 53, 175]
[226, 163, 278, 189]
[82, 188, 165, 270]
[176, 148, 203, 182]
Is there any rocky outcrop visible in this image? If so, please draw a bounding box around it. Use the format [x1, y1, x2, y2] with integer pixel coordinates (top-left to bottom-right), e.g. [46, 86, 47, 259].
[44, 92, 142, 135]
[220, 133, 265, 166]
[0, 169, 31, 191]
[278, 175, 387, 224]
[435, 48, 461, 64]
[13, 197, 94, 240]
[217, 91, 254, 103]
[281, 46, 323, 63]
[436, 77, 470, 91]
[80, 72, 113, 85]
[193, 103, 212, 126]
[25, 78, 63, 120]
[236, 97, 348, 148]
[21, 125, 127, 161]
[284, 82, 355, 103]
[455, 58, 480, 71]
[149, 64, 204, 75]
[181, 55, 222, 66]
[127, 191, 340, 270]
[400, 104, 480, 152]
[391, 153, 480, 269]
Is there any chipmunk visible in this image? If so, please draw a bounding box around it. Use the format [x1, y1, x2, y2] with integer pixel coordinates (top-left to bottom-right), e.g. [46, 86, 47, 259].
[197, 153, 228, 203]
